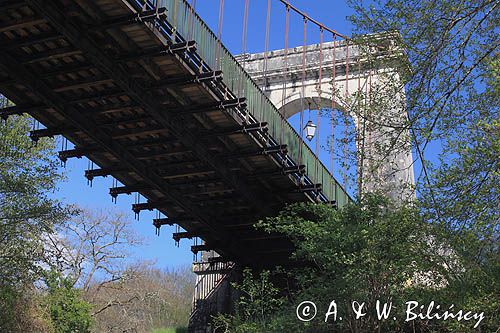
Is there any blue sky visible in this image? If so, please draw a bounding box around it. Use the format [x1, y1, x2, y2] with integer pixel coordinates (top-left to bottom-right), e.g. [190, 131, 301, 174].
[54, 1, 361, 269]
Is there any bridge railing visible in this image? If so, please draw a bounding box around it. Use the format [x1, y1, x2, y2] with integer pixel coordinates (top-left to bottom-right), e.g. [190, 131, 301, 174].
[133, 0, 351, 207]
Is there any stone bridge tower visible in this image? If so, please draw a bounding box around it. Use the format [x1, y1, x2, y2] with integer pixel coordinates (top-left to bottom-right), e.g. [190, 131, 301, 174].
[238, 36, 415, 201]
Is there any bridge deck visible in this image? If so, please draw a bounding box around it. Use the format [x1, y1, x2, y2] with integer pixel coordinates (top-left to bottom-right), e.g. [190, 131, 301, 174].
[0, 0, 349, 267]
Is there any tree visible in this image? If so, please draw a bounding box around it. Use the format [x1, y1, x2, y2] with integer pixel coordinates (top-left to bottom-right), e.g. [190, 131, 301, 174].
[346, 1, 499, 329]
[43, 270, 93, 333]
[88, 265, 195, 332]
[346, 0, 498, 226]
[44, 209, 194, 332]
[45, 209, 143, 292]
[218, 195, 452, 332]
[0, 97, 72, 331]
[0, 114, 69, 284]
[213, 269, 285, 333]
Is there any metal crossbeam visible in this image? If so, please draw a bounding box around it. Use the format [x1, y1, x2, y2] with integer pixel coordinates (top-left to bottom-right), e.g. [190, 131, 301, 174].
[84, 168, 120, 181]
[25, 0, 273, 217]
[160, 168, 215, 180]
[58, 148, 95, 162]
[0, 0, 27, 12]
[247, 164, 306, 179]
[131, 202, 157, 214]
[0, 17, 46, 33]
[191, 244, 212, 254]
[150, 71, 222, 88]
[177, 98, 246, 116]
[92, 8, 167, 31]
[173, 231, 199, 242]
[51, 77, 114, 92]
[109, 185, 149, 198]
[153, 217, 198, 228]
[296, 183, 322, 193]
[30, 127, 73, 142]
[152, 218, 174, 228]
[0, 32, 62, 50]
[67, 89, 125, 105]
[118, 41, 197, 62]
[21, 47, 82, 64]
[0, 105, 44, 120]
[222, 144, 287, 159]
[200, 122, 267, 138]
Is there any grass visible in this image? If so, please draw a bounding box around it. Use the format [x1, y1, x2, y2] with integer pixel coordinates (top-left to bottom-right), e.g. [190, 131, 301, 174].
[151, 327, 188, 333]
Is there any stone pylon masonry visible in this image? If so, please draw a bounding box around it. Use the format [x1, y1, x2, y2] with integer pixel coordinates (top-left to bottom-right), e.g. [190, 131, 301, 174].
[237, 35, 415, 201]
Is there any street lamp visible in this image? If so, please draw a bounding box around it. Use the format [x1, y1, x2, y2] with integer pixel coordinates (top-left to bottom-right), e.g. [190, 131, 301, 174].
[304, 120, 317, 141]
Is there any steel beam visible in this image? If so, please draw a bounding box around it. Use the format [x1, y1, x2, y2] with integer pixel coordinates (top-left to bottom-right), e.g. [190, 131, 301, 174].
[247, 164, 306, 179]
[222, 144, 287, 159]
[58, 148, 95, 163]
[0, 105, 44, 120]
[0, 32, 62, 50]
[0, 17, 46, 33]
[109, 185, 149, 198]
[200, 122, 267, 138]
[131, 202, 156, 215]
[41, 63, 95, 79]
[191, 244, 212, 254]
[118, 41, 197, 62]
[0, 0, 28, 12]
[67, 89, 124, 105]
[84, 167, 121, 181]
[173, 231, 199, 242]
[21, 47, 82, 64]
[175, 98, 246, 116]
[52, 77, 114, 92]
[30, 127, 73, 142]
[150, 70, 222, 88]
[27, 0, 273, 216]
[295, 183, 322, 193]
[152, 218, 174, 228]
[160, 168, 215, 179]
[91, 8, 167, 31]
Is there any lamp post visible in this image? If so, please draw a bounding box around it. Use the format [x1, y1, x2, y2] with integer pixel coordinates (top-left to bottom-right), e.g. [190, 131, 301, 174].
[304, 120, 317, 141]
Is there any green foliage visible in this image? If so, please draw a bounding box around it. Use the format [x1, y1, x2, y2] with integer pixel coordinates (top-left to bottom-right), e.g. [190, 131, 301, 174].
[0, 107, 73, 331]
[213, 269, 286, 333]
[233, 269, 285, 322]
[44, 270, 93, 333]
[217, 195, 444, 332]
[343, 2, 499, 330]
[219, 194, 498, 332]
[0, 285, 54, 333]
[347, 0, 498, 230]
[264, 195, 443, 332]
[0, 114, 70, 287]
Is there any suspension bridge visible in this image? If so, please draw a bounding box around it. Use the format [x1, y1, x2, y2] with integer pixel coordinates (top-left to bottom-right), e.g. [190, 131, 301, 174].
[0, 0, 414, 331]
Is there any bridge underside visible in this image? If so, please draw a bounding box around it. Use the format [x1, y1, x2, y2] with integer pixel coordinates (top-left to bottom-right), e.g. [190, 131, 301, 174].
[0, 0, 339, 267]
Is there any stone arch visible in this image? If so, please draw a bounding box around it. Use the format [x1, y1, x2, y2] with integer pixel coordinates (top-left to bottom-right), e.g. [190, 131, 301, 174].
[239, 39, 415, 201]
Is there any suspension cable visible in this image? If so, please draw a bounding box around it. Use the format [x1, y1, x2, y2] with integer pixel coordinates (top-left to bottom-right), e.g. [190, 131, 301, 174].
[263, 0, 272, 83]
[356, 55, 362, 196]
[215, 0, 225, 70]
[299, 16, 307, 164]
[263, 0, 272, 134]
[331, 33, 337, 176]
[239, 0, 250, 109]
[316, 27, 323, 157]
[344, 40, 350, 189]
[276, 0, 348, 40]
[280, 1, 290, 145]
